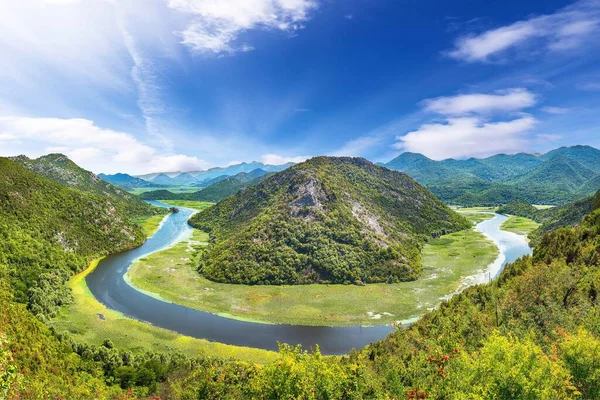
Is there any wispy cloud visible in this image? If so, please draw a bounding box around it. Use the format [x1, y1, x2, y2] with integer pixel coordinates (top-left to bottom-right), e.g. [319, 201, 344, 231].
[422, 88, 536, 115]
[167, 0, 318, 54]
[0, 116, 209, 174]
[541, 106, 571, 114]
[261, 153, 309, 165]
[447, 0, 600, 62]
[578, 82, 600, 91]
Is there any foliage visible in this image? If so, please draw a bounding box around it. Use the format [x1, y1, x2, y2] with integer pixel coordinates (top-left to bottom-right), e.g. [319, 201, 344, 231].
[190, 157, 470, 285]
[385, 145, 600, 206]
[0, 157, 149, 320]
[12, 153, 158, 218]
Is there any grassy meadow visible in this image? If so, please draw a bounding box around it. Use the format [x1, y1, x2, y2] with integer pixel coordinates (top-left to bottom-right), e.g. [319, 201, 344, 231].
[127, 213, 501, 327]
[50, 258, 277, 364]
[500, 215, 540, 237]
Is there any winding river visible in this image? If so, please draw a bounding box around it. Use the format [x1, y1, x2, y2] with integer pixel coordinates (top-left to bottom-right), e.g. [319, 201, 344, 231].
[87, 203, 531, 355]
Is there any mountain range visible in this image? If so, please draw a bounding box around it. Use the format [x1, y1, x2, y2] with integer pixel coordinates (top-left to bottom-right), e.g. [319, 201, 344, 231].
[133, 161, 294, 186]
[140, 169, 273, 203]
[383, 145, 600, 205]
[190, 156, 470, 285]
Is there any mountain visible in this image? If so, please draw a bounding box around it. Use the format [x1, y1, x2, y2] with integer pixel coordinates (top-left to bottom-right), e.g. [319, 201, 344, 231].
[515, 156, 598, 192]
[385, 152, 470, 184]
[11, 154, 155, 217]
[0, 157, 147, 312]
[151, 173, 176, 186]
[384, 146, 600, 205]
[140, 169, 272, 203]
[136, 161, 294, 182]
[540, 145, 600, 172]
[170, 172, 199, 185]
[191, 174, 231, 188]
[98, 172, 160, 190]
[480, 153, 543, 179]
[189, 157, 470, 285]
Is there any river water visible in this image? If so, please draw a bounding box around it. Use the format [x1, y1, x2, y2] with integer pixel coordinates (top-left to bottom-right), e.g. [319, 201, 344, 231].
[86, 203, 530, 354]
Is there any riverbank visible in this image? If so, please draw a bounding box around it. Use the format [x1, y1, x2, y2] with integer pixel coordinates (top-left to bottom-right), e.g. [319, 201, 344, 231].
[126, 212, 507, 327]
[50, 253, 278, 363]
[500, 215, 540, 237]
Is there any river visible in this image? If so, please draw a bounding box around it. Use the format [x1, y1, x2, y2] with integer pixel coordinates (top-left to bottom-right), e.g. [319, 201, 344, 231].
[86, 203, 531, 354]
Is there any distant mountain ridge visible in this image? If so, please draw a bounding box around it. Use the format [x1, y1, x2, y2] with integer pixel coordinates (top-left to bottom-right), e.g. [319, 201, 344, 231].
[98, 172, 165, 190]
[140, 169, 273, 203]
[384, 145, 600, 205]
[136, 161, 294, 183]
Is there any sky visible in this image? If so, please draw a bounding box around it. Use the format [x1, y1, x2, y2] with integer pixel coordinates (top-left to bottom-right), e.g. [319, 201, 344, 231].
[0, 0, 599, 174]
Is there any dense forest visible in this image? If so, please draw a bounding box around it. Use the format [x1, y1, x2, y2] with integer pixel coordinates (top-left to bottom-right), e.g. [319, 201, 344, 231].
[190, 157, 470, 285]
[385, 145, 600, 206]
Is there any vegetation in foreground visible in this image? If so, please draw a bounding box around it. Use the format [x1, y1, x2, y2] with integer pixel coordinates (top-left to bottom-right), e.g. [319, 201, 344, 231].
[191, 156, 470, 286]
[128, 213, 499, 326]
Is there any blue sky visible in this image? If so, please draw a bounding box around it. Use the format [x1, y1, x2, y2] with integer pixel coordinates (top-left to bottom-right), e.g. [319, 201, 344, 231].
[0, 0, 599, 173]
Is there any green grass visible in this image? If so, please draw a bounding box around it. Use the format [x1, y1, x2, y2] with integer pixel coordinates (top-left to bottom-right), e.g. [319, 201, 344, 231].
[127, 214, 499, 327]
[533, 204, 555, 210]
[134, 214, 167, 238]
[500, 215, 540, 237]
[50, 258, 277, 363]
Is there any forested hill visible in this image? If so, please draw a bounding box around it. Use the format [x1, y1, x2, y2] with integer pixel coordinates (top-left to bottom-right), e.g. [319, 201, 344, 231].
[11, 153, 156, 217]
[0, 157, 148, 318]
[190, 156, 470, 285]
[384, 145, 600, 205]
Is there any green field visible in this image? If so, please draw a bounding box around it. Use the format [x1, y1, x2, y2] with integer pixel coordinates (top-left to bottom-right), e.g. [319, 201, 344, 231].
[134, 214, 167, 237]
[49, 258, 277, 363]
[127, 213, 499, 327]
[500, 215, 540, 237]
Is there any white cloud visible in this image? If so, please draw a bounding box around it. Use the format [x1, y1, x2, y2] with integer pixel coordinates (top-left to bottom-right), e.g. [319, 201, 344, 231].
[394, 116, 538, 160]
[0, 116, 209, 174]
[261, 153, 308, 165]
[578, 82, 600, 91]
[167, 0, 318, 54]
[423, 88, 536, 116]
[541, 106, 571, 114]
[448, 0, 600, 62]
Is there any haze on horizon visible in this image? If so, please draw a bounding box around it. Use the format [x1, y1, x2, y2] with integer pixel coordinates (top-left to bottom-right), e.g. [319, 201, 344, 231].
[1, 0, 599, 174]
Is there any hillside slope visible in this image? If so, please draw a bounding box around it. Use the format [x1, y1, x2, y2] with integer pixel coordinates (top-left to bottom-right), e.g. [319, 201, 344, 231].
[12, 154, 155, 217]
[98, 172, 161, 190]
[190, 157, 470, 285]
[0, 157, 147, 318]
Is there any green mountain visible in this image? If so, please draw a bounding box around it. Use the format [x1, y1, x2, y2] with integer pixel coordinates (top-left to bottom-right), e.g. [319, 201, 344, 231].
[384, 146, 600, 205]
[140, 169, 272, 202]
[12, 154, 155, 217]
[98, 172, 162, 190]
[0, 157, 147, 318]
[540, 144, 600, 172]
[190, 157, 470, 285]
[515, 155, 598, 192]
